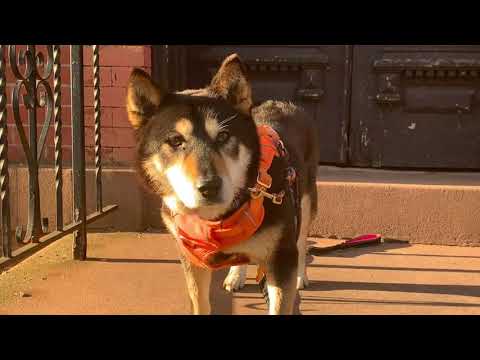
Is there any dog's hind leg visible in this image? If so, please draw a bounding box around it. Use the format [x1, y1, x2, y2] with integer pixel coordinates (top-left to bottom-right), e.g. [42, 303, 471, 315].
[223, 265, 247, 292]
[296, 193, 311, 290]
[179, 252, 212, 315]
[297, 170, 318, 289]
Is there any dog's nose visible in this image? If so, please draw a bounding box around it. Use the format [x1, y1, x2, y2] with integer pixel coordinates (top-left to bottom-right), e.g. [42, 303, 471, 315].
[197, 177, 222, 200]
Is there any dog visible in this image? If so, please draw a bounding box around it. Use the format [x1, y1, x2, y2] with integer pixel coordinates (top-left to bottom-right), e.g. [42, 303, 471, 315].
[126, 54, 319, 315]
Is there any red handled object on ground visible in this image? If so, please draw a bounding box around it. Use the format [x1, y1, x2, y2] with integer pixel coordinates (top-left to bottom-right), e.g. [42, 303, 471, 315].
[308, 234, 384, 256]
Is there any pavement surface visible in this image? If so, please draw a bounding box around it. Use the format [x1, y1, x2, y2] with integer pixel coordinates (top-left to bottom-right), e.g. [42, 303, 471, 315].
[1, 232, 480, 315]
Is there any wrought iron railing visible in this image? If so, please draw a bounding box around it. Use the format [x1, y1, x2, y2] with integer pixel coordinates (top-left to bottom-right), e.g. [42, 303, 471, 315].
[0, 45, 118, 269]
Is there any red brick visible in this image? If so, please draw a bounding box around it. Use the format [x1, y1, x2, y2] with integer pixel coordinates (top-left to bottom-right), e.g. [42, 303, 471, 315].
[111, 67, 134, 88]
[61, 65, 71, 84]
[84, 126, 117, 148]
[6, 102, 71, 128]
[7, 124, 23, 145]
[101, 107, 114, 127]
[24, 64, 73, 87]
[7, 144, 27, 163]
[83, 46, 93, 66]
[5, 65, 17, 83]
[144, 47, 152, 68]
[40, 145, 73, 165]
[61, 84, 72, 106]
[85, 146, 113, 165]
[7, 124, 70, 148]
[84, 106, 113, 127]
[84, 127, 95, 147]
[100, 127, 116, 147]
[5, 84, 15, 105]
[111, 107, 131, 128]
[112, 147, 136, 166]
[60, 105, 72, 125]
[60, 45, 71, 65]
[114, 127, 136, 148]
[85, 86, 127, 108]
[6, 105, 28, 125]
[6, 103, 71, 128]
[62, 146, 73, 165]
[84, 125, 136, 149]
[83, 66, 112, 87]
[111, 66, 150, 88]
[99, 46, 145, 67]
[42, 125, 72, 147]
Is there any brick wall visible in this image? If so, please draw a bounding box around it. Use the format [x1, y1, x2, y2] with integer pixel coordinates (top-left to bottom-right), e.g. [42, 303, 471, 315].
[5, 45, 152, 168]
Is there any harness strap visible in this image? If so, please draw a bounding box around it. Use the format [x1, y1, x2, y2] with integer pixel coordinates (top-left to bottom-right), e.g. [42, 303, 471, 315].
[174, 125, 293, 270]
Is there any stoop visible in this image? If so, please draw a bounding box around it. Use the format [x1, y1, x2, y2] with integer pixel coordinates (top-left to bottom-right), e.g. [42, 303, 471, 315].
[8, 166, 480, 246]
[311, 167, 480, 246]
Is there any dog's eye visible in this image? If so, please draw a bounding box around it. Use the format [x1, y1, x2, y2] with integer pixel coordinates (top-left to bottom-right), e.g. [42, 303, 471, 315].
[167, 134, 185, 149]
[216, 131, 230, 145]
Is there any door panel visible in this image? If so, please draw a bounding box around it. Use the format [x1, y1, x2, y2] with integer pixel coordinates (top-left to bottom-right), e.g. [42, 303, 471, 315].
[185, 45, 350, 165]
[350, 45, 480, 169]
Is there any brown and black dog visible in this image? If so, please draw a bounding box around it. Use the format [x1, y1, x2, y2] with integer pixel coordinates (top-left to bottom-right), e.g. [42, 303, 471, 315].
[126, 54, 319, 315]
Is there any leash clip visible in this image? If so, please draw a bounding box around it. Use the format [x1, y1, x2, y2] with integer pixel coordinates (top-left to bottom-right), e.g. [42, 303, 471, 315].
[272, 190, 285, 205]
[248, 187, 285, 205]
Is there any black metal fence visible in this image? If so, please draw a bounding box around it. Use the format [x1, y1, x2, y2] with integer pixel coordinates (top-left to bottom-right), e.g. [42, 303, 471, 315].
[0, 45, 117, 269]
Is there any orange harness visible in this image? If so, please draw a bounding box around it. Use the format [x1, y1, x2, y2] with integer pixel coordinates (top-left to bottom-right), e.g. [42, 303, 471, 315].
[173, 125, 289, 270]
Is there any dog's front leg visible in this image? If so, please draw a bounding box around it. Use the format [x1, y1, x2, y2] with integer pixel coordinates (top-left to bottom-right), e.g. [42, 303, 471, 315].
[266, 249, 299, 315]
[179, 252, 212, 315]
[223, 265, 247, 292]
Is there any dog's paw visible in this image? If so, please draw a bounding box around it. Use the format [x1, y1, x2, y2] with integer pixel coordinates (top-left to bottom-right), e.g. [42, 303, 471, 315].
[296, 273, 309, 290]
[223, 266, 247, 292]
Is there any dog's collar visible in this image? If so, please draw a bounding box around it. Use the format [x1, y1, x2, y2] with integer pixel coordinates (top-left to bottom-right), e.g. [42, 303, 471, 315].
[173, 125, 290, 270]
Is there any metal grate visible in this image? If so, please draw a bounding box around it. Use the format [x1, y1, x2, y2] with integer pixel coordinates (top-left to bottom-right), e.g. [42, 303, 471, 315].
[0, 45, 118, 269]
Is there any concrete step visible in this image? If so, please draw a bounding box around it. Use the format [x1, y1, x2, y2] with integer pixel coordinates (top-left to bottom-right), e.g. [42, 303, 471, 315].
[311, 167, 480, 246]
[8, 166, 480, 247]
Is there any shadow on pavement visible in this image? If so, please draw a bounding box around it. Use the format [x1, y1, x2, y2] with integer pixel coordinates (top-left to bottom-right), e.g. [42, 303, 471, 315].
[86, 257, 181, 264]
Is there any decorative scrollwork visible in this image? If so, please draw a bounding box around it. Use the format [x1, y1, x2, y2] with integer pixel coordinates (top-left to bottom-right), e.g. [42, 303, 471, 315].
[35, 46, 54, 81]
[8, 45, 53, 82]
[11, 80, 34, 166]
[8, 45, 55, 244]
[36, 79, 54, 158]
[8, 45, 35, 81]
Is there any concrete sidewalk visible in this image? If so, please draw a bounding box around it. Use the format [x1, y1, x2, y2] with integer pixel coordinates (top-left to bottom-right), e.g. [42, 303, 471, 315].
[1, 232, 480, 315]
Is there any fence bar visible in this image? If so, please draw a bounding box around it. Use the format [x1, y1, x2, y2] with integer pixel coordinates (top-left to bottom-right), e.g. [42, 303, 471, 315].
[0, 45, 11, 258]
[92, 45, 102, 212]
[53, 45, 63, 231]
[23, 45, 43, 243]
[70, 45, 87, 260]
[0, 204, 117, 271]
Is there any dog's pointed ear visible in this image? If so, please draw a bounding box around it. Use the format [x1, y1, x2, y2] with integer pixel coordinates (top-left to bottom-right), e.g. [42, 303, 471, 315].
[126, 68, 166, 129]
[209, 54, 253, 116]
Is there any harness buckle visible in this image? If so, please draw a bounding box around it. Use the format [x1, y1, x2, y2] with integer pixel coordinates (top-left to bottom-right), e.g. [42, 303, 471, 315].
[256, 172, 272, 189]
[248, 187, 264, 199]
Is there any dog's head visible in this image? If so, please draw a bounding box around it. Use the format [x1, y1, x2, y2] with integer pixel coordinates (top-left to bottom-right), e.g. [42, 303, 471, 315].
[127, 54, 260, 220]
